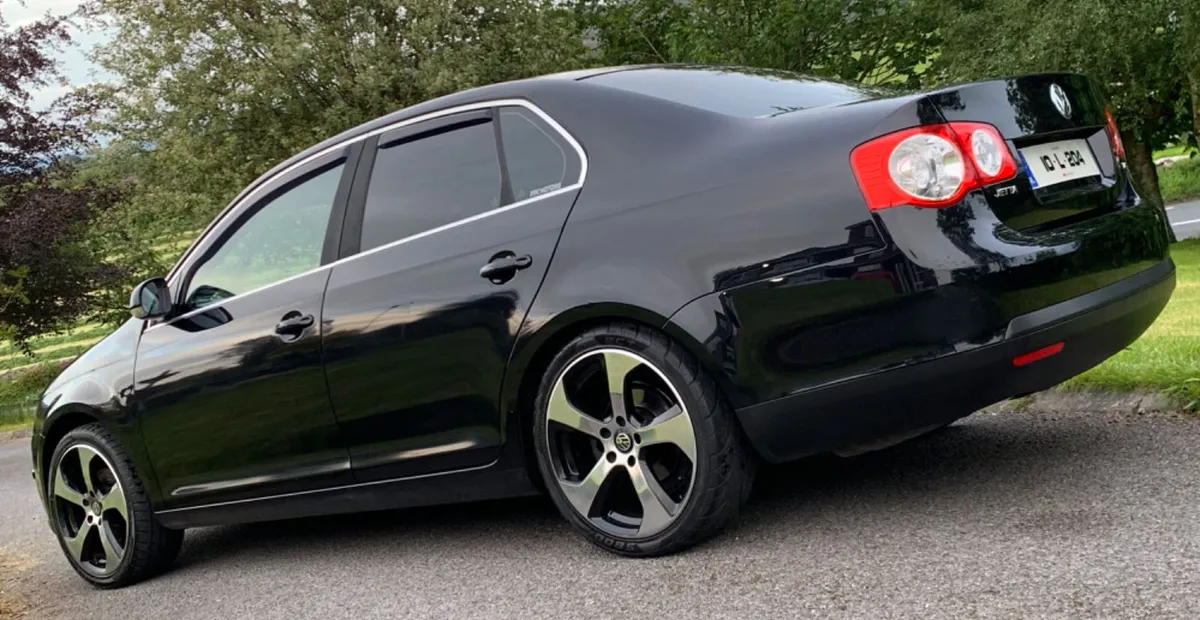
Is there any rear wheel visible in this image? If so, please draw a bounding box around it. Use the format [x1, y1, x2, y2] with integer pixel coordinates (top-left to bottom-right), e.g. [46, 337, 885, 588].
[48, 423, 183, 588]
[533, 323, 753, 556]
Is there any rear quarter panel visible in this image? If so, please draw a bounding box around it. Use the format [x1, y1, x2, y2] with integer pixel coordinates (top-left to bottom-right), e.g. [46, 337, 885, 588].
[504, 84, 934, 411]
[515, 80, 1170, 418]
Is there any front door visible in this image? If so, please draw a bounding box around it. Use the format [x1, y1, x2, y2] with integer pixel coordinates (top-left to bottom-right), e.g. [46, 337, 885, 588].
[136, 150, 356, 507]
[321, 103, 585, 481]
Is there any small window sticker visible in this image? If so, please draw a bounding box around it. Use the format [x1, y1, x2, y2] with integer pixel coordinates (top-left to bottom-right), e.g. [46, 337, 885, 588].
[528, 182, 562, 198]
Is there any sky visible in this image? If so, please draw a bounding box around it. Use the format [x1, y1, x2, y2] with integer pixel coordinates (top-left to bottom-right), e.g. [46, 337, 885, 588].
[6, 0, 114, 109]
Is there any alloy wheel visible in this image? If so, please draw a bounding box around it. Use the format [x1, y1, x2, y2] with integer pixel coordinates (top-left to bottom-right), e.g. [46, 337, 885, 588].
[545, 349, 697, 538]
[51, 444, 130, 577]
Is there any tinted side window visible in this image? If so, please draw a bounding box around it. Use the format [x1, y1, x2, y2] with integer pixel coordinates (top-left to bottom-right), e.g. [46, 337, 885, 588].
[186, 163, 344, 308]
[498, 107, 581, 202]
[361, 120, 501, 252]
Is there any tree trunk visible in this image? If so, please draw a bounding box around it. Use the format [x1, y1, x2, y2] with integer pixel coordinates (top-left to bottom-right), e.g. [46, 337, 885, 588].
[1123, 129, 1162, 204]
[1190, 70, 1200, 150]
[1121, 129, 1176, 242]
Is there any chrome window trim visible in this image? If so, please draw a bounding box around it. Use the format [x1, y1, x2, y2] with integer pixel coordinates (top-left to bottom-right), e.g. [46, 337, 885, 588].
[149, 99, 586, 333]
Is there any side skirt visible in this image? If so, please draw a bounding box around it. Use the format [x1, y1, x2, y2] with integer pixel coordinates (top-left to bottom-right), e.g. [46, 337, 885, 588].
[155, 463, 540, 529]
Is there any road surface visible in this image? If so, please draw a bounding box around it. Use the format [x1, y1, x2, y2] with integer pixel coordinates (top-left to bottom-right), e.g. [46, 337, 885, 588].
[2, 407, 1199, 619]
[1169, 198, 1200, 239]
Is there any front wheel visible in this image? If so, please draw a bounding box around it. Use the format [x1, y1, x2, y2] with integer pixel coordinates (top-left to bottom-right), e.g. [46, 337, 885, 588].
[533, 323, 754, 556]
[47, 423, 183, 588]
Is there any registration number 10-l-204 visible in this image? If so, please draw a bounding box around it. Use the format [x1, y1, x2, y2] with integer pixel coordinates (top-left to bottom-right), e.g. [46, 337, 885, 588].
[1038, 149, 1088, 171]
[1018, 139, 1102, 189]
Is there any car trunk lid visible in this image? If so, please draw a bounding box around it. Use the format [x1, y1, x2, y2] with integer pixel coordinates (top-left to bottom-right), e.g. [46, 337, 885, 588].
[926, 73, 1129, 231]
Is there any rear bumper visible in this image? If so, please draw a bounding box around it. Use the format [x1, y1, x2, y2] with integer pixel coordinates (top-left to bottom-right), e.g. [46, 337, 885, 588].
[735, 258, 1176, 463]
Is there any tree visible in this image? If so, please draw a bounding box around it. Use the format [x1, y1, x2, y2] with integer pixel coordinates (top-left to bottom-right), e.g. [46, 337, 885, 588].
[926, 0, 1187, 208]
[578, 0, 938, 88]
[88, 0, 592, 231]
[0, 5, 126, 349]
[1177, 1, 1200, 147]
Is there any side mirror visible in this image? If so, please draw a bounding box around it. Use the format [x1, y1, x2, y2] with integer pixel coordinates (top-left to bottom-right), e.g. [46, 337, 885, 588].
[129, 277, 173, 320]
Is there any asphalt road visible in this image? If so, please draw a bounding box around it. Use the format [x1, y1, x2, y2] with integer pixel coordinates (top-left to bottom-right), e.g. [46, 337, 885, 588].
[3, 408, 1199, 620]
[1169, 198, 1200, 239]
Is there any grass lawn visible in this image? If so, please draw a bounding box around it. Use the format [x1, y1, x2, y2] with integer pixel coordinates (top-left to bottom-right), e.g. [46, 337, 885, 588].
[1160, 156, 1200, 204]
[1063, 239, 1200, 407]
[1153, 144, 1198, 160]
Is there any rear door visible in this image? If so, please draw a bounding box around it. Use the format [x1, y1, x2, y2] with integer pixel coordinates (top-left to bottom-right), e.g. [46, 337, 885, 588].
[321, 103, 585, 482]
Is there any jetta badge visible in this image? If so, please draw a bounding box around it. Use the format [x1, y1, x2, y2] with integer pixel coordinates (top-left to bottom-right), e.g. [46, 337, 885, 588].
[1050, 84, 1071, 119]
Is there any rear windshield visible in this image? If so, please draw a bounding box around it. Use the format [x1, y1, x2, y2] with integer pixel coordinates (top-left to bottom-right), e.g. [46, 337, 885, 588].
[585, 67, 885, 118]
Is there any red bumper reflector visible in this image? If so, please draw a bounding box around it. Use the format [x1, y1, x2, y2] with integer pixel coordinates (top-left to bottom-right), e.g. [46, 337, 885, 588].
[1013, 342, 1065, 367]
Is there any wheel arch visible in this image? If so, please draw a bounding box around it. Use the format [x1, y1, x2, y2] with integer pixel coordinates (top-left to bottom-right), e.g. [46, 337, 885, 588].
[37, 400, 164, 514]
[40, 407, 102, 475]
[36, 406, 102, 522]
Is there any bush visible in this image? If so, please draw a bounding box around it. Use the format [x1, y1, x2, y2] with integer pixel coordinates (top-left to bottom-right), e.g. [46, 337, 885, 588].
[0, 363, 62, 429]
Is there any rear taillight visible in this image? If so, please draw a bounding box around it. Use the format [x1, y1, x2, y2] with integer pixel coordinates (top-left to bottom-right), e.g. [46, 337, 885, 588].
[1105, 107, 1126, 161]
[851, 122, 1018, 211]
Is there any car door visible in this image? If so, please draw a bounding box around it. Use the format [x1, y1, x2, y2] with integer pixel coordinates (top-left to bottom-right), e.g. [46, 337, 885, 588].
[135, 148, 358, 508]
[321, 102, 585, 482]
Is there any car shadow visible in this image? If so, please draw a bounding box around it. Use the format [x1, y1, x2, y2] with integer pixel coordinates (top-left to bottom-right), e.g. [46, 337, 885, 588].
[172, 412, 1115, 570]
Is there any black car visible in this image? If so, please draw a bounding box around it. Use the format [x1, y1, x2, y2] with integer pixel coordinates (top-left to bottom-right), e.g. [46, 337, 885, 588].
[32, 66, 1174, 587]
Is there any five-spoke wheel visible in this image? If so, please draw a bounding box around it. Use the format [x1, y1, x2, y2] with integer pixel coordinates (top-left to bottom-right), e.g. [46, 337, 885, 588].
[48, 423, 183, 588]
[534, 323, 753, 556]
[52, 444, 130, 577]
[547, 348, 697, 538]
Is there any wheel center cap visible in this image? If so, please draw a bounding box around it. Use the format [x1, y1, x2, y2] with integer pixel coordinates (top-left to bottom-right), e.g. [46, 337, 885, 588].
[614, 432, 633, 453]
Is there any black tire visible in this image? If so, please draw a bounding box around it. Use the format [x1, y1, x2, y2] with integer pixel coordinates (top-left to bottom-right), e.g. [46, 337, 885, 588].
[47, 423, 183, 588]
[533, 322, 755, 557]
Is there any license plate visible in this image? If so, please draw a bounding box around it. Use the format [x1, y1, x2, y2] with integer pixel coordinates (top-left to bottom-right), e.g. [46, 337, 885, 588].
[1018, 139, 1101, 189]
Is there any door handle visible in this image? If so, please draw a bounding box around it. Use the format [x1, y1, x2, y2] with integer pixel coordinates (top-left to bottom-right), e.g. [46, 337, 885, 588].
[274, 312, 315, 338]
[479, 252, 533, 284]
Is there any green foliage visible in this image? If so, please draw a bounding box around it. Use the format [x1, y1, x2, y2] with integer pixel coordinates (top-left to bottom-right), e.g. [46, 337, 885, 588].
[925, 0, 1191, 207]
[1159, 158, 1200, 204]
[88, 0, 591, 233]
[929, 0, 1182, 136]
[0, 363, 62, 429]
[0, 265, 29, 343]
[577, 0, 937, 87]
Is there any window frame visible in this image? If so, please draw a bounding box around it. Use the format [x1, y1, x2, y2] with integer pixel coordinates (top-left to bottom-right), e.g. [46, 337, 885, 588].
[339, 103, 586, 260]
[165, 146, 358, 321]
[154, 99, 585, 329]
[496, 105, 581, 204]
[339, 109, 507, 258]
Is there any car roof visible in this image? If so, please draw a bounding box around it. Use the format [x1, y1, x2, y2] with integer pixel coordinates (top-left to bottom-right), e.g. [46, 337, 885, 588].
[234, 64, 855, 210]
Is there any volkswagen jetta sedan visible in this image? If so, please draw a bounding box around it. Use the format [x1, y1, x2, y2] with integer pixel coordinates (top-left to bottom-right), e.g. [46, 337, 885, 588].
[32, 66, 1174, 587]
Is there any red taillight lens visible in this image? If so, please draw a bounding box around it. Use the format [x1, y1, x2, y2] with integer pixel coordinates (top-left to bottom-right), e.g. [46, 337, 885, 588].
[1105, 107, 1126, 160]
[850, 122, 1018, 211]
[956, 123, 1019, 182]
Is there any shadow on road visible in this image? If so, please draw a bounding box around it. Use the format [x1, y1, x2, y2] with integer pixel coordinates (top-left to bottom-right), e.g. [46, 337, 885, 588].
[174, 412, 1110, 570]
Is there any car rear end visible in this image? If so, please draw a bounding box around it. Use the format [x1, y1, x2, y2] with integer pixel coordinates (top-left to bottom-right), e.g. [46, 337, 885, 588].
[733, 73, 1175, 461]
[858, 73, 1174, 357]
[569, 67, 1172, 462]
